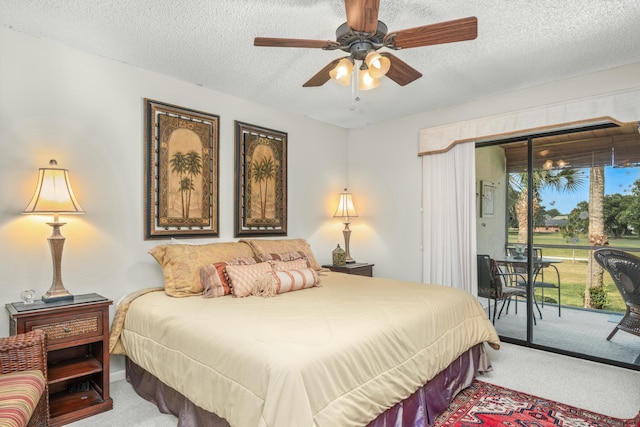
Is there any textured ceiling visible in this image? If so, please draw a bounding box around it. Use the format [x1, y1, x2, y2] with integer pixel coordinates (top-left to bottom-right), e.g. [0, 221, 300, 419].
[2, 0, 640, 129]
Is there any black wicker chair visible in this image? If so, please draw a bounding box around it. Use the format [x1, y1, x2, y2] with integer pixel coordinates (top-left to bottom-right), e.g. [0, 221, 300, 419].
[593, 248, 640, 341]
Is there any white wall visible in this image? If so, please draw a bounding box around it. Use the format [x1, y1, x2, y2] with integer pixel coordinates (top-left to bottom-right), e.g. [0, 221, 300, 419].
[0, 27, 348, 376]
[3, 24, 640, 379]
[348, 62, 640, 283]
[475, 146, 507, 259]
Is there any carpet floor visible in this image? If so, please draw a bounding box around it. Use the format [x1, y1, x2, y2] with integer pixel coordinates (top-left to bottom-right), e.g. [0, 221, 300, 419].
[434, 380, 640, 427]
[69, 343, 640, 426]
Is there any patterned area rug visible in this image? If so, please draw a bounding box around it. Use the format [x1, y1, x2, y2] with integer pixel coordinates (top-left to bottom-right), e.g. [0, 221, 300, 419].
[434, 380, 640, 427]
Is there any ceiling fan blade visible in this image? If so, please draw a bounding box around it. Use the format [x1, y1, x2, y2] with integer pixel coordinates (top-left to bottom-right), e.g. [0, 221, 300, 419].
[387, 16, 477, 49]
[345, 0, 380, 33]
[303, 58, 342, 87]
[381, 53, 422, 86]
[254, 37, 339, 49]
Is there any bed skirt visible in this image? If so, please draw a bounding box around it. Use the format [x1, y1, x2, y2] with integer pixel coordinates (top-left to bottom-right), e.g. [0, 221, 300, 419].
[125, 343, 490, 427]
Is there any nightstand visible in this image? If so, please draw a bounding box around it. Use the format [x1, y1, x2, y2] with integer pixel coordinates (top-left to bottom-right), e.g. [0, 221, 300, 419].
[322, 263, 374, 277]
[6, 293, 113, 426]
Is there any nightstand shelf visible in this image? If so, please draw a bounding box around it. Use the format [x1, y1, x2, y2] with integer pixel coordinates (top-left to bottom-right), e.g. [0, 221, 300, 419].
[322, 262, 374, 277]
[6, 293, 113, 426]
[48, 356, 103, 384]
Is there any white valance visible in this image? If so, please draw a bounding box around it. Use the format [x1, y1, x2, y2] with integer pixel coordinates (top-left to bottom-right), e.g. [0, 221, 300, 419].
[419, 87, 640, 155]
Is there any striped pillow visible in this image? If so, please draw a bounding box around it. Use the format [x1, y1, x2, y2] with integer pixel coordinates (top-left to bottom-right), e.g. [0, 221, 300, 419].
[255, 268, 320, 297]
[200, 262, 230, 298]
[0, 370, 46, 427]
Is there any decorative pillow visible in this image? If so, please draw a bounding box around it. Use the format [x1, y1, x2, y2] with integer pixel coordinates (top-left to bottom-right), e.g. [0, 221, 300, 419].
[269, 258, 309, 271]
[200, 263, 230, 298]
[241, 239, 321, 270]
[254, 268, 320, 297]
[148, 242, 254, 297]
[259, 251, 311, 267]
[200, 256, 262, 298]
[225, 262, 274, 298]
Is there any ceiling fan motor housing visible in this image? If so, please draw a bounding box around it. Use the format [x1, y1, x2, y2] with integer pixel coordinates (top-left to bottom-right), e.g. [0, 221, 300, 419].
[336, 21, 388, 60]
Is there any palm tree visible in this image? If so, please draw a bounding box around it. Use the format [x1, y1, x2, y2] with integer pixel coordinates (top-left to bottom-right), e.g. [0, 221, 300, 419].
[585, 166, 607, 308]
[259, 157, 274, 217]
[170, 150, 202, 219]
[184, 150, 202, 218]
[170, 152, 188, 218]
[510, 168, 585, 243]
[251, 157, 275, 218]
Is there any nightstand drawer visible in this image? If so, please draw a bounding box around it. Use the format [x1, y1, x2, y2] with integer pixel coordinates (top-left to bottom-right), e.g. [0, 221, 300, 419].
[27, 311, 103, 345]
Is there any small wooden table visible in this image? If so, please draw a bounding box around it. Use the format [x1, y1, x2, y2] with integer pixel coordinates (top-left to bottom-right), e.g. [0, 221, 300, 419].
[6, 293, 113, 426]
[322, 263, 374, 277]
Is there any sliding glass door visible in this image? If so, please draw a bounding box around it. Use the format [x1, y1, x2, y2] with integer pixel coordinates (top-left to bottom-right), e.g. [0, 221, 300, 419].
[476, 122, 640, 370]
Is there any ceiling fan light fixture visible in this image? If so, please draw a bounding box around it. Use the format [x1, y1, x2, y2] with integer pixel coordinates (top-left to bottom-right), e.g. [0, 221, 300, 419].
[359, 69, 380, 90]
[329, 58, 354, 86]
[364, 51, 390, 78]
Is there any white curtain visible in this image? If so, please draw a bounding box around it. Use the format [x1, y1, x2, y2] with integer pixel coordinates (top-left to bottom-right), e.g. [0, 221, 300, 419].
[422, 142, 477, 294]
[419, 87, 640, 295]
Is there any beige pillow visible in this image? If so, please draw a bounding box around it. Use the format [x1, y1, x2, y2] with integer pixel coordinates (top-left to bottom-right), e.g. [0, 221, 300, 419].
[149, 242, 254, 297]
[241, 239, 321, 270]
[225, 262, 274, 298]
[270, 258, 309, 271]
[200, 256, 261, 298]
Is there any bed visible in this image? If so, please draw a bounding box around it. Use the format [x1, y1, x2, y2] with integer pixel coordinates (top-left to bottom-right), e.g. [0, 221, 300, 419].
[110, 239, 500, 427]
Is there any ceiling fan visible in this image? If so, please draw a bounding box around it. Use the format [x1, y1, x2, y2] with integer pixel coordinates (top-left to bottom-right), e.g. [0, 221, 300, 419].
[254, 0, 477, 89]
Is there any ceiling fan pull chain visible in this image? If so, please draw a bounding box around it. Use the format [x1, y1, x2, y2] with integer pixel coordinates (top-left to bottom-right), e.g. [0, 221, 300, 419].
[350, 62, 360, 110]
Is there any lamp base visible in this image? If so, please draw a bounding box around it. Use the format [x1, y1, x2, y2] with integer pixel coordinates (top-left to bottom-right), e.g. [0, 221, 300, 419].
[41, 221, 74, 303]
[42, 289, 74, 303]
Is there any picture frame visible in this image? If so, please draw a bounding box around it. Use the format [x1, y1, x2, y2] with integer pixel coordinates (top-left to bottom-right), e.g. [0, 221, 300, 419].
[234, 121, 287, 237]
[144, 99, 219, 239]
[481, 181, 495, 218]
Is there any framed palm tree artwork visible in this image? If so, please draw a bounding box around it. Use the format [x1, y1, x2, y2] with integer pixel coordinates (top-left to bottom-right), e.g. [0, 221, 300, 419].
[234, 121, 287, 237]
[144, 99, 219, 239]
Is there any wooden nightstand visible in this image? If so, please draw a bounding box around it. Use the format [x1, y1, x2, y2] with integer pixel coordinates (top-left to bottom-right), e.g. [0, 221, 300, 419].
[6, 293, 113, 426]
[322, 263, 374, 277]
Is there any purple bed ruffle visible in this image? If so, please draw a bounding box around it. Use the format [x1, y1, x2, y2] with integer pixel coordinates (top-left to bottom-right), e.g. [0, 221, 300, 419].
[126, 343, 490, 427]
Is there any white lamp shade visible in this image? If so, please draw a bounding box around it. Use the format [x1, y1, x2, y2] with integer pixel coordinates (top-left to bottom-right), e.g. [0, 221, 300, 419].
[333, 189, 358, 218]
[23, 160, 84, 214]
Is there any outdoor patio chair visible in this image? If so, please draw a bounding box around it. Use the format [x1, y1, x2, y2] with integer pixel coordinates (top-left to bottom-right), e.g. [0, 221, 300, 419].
[477, 254, 537, 324]
[505, 246, 561, 316]
[593, 248, 640, 341]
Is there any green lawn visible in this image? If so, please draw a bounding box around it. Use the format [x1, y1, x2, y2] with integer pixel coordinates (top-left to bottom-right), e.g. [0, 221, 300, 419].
[506, 232, 639, 312]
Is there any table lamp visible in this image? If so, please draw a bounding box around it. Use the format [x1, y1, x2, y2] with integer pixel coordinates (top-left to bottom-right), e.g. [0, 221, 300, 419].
[333, 188, 358, 263]
[23, 160, 84, 302]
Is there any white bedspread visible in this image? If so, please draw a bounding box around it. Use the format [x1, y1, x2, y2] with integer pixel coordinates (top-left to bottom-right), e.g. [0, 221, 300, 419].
[120, 272, 500, 427]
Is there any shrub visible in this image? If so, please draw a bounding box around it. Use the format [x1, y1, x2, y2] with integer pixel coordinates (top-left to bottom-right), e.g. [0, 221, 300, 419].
[589, 285, 609, 309]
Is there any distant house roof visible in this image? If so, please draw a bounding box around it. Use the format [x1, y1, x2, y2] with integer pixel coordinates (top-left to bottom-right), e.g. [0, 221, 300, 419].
[545, 215, 568, 227]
